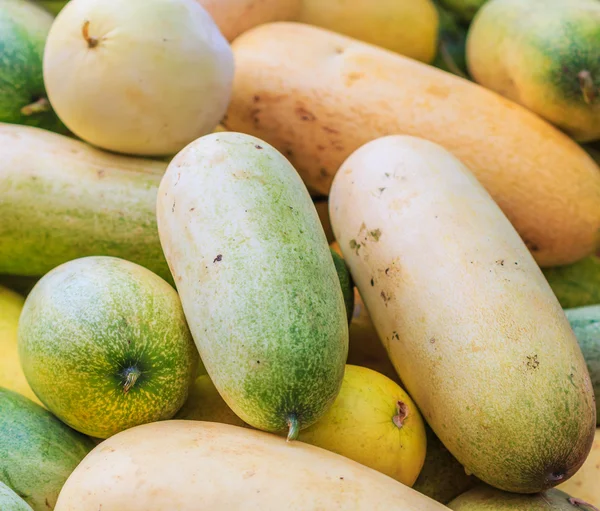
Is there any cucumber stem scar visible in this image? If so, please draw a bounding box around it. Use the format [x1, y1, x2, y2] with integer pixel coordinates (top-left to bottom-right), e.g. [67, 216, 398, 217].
[122, 367, 142, 394]
[286, 414, 299, 442]
[82, 20, 99, 49]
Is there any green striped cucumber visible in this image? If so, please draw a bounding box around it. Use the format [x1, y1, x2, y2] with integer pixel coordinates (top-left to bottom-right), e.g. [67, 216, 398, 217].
[0, 387, 94, 511]
[156, 132, 349, 439]
[0, 482, 33, 511]
[0, 123, 171, 282]
[18, 256, 199, 439]
[565, 305, 600, 426]
[0, 0, 66, 133]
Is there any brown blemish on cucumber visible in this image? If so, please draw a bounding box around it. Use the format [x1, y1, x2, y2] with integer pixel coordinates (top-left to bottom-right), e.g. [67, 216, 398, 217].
[368, 229, 381, 241]
[349, 239, 361, 255]
[392, 401, 409, 428]
[82, 21, 99, 49]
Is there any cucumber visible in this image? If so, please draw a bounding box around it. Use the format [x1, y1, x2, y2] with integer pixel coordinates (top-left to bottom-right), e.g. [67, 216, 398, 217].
[0, 482, 32, 511]
[331, 248, 355, 324]
[156, 132, 349, 439]
[432, 3, 470, 79]
[18, 256, 199, 439]
[0, 123, 171, 282]
[543, 256, 600, 309]
[0, 0, 66, 133]
[565, 305, 600, 426]
[0, 387, 94, 511]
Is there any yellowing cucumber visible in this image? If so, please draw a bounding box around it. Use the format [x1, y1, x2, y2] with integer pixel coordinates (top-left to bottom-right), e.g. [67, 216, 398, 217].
[156, 132, 348, 438]
[225, 22, 600, 267]
[329, 135, 596, 493]
[0, 123, 171, 281]
[54, 420, 450, 510]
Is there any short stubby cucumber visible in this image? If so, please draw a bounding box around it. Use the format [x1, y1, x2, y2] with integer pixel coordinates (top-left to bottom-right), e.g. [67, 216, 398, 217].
[467, 0, 600, 142]
[0, 123, 171, 281]
[156, 132, 349, 439]
[0, 0, 66, 133]
[565, 305, 600, 425]
[0, 387, 94, 511]
[18, 256, 199, 439]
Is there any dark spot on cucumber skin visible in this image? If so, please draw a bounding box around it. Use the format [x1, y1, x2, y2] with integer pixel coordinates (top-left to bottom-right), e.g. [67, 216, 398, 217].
[45, 498, 50, 508]
[295, 105, 316, 122]
[496, 259, 505, 266]
[190, 207, 195, 212]
[370, 278, 374, 286]
[255, 145, 263, 150]
[368, 229, 382, 241]
[430, 337, 436, 344]
[322, 126, 340, 135]
[172, 200, 175, 213]
[349, 239, 361, 255]
[213, 254, 222, 263]
[524, 238, 540, 252]
[526, 354, 540, 370]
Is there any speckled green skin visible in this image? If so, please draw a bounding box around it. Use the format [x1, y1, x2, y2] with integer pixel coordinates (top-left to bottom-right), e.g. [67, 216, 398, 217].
[157, 132, 349, 436]
[543, 256, 600, 309]
[414, 425, 478, 504]
[566, 305, 600, 425]
[18, 256, 199, 439]
[0, 0, 66, 133]
[467, 0, 600, 142]
[0, 387, 94, 511]
[0, 482, 33, 511]
[331, 249, 354, 324]
[449, 486, 584, 510]
[438, 0, 486, 22]
[0, 123, 172, 282]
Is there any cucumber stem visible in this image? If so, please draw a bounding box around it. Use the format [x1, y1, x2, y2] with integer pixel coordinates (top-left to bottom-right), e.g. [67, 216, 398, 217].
[122, 367, 141, 394]
[286, 414, 299, 442]
[20, 98, 50, 116]
[82, 20, 99, 49]
[569, 497, 599, 511]
[392, 401, 409, 429]
[578, 70, 596, 104]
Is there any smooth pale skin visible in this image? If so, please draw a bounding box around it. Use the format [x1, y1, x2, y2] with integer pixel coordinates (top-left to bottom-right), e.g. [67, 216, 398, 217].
[0, 123, 171, 281]
[54, 420, 449, 511]
[156, 132, 348, 436]
[329, 135, 596, 493]
[0, 482, 32, 511]
[300, 365, 426, 486]
[0, 286, 40, 404]
[467, 0, 600, 142]
[18, 256, 199, 438]
[558, 429, 600, 507]
[225, 22, 600, 267]
[43, 0, 234, 156]
[199, 0, 300, 42]
[298, 0, 438, 63]
[448, 486, 586, 510]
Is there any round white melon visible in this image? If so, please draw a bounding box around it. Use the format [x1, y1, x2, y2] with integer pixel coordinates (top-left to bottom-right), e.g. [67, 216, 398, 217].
[43, 0, 234, 156]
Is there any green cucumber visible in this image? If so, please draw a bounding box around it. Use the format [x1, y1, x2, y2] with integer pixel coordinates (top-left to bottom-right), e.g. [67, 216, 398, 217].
[0, 387, 94, 511]
[18, 256, 199, 439]
[565, 305, 600, 426]
[331, 248, 355, 324]
[156, 132, 349, 439]
[0, 123, 171, 282]
[543, 255, 600, 309]
[432, 3, 470, 79]
[0, 0, 66, 133]
[0, 482, 33, 511]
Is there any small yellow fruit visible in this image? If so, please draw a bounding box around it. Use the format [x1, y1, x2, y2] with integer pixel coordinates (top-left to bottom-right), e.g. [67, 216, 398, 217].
[558, 429, 600, 507]
[175, 375, 247, 428]
[298, 0, 439, 63]
[299, 365, 426, 486]
[0, 286, 40, 404]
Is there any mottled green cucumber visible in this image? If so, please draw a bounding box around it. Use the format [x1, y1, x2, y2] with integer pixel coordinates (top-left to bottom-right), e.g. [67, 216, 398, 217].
[565, 305, 600, 426]
[0, 0, 66, 133]
[0, 387, 94, 511]
[156, 132, 349, 439]
[18, 256, 199, 439]
[0, 123, 171, 282]
[543, 255, 600, 309]
[0, 482, 33, 511]
[331, 248, 355, 324]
